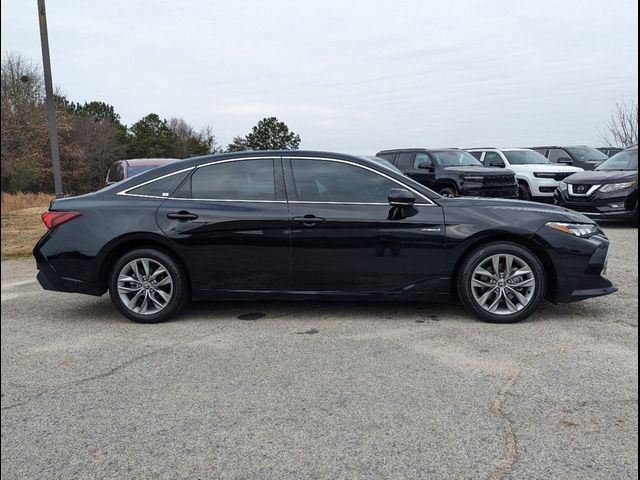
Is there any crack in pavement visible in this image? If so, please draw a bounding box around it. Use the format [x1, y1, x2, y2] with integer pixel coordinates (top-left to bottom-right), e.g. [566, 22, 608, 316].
[488, 349, 565, 480]
[1, 347, 172, 411]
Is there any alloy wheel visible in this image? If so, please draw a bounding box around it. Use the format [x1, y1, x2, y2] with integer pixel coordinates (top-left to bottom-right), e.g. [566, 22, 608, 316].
[117, 258, 173, 315]
[470, 253, 536, 315]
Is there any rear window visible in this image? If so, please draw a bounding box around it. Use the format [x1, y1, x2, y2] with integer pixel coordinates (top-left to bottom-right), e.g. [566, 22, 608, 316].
[127, 166, 158, 177]
[127, 170, 192, 197]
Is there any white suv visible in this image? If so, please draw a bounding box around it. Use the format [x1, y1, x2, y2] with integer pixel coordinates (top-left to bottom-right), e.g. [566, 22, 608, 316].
[466, 148, 584, 201]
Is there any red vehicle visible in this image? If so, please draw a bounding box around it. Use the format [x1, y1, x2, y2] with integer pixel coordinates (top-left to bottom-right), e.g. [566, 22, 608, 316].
[105, 158, 179, 186]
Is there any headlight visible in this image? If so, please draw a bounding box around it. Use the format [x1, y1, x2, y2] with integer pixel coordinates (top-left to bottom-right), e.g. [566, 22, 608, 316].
[599, 181, 636, 193]
[462, 175, 484, 182]
[546, 222, 600, 237]
[558, 181, 568, 191]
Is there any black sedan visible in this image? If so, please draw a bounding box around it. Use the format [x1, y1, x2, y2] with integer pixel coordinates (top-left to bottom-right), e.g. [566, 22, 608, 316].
[34, 151, 617, 324]
[555, 145, 637, 226]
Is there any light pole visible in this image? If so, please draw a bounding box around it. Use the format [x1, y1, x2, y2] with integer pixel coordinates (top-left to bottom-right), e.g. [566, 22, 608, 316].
[37, 0, 63, 198]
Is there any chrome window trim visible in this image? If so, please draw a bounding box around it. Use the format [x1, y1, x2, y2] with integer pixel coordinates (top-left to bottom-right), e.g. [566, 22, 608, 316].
[288, 156, 435, 205]
[568, 184, 601, 197]
[119, 155, 437, 205]
[118, 166, 196, 197]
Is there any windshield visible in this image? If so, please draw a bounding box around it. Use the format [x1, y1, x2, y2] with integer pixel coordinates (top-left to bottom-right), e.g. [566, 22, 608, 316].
[127, 165, 158, 177]
[595, 149, 638, 171]
[365, 156, 404, 175]
[566, 147, 608, 162]
[504, 150, 550, 165]
[431, 151, 483, 167]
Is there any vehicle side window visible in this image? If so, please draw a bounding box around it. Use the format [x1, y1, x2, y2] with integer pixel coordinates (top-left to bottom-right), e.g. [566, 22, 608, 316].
[414, 153, 431, 169]
[484, 152, 504, 167]
[548, 149, 568, 163]
[395, 153, 414, 171]
[377, 153, 396, 162]
[291, 159, 399, 203]
[128, 170, 192, 197]
[176, 159, 275, 200]
[468, 151, 483, 160]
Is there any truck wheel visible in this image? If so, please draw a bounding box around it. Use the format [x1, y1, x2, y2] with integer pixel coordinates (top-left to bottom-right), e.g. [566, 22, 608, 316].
[438, 186, 457, 197]
[517, 183, 531, 201]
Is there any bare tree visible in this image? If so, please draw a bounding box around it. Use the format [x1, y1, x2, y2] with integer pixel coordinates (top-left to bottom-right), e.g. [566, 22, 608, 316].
[600, 96, 638, 148]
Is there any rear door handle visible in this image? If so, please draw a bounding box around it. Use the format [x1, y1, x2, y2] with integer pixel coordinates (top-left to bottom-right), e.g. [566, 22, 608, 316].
[292, 215, 326, 226]
[166, 211, 199, 221]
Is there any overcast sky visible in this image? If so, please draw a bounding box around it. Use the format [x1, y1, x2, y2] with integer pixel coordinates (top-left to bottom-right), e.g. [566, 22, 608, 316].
[1, 0, 637, 153]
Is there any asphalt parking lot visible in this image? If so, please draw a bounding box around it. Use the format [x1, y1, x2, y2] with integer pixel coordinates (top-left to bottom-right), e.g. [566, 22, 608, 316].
[1, 226, 637, 479]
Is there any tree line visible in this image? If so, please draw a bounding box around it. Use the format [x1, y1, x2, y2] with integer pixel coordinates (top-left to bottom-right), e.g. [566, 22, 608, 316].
[1, 52, 301, 194]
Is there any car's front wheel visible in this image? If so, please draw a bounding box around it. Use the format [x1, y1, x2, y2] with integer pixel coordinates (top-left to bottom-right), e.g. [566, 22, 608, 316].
[457, 242, 546, 323]
[109, 248, 188, 323]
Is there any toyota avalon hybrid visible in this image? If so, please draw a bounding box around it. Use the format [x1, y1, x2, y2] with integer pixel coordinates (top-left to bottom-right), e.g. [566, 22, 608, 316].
[34, 151, 617, 324]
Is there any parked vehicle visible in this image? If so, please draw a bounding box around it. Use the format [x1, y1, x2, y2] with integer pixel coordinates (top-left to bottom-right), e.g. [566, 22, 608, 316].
[34, 150, 616, 324]
[376, 148, 518, 198]
[529, 146, 608, 170]
[597, 147, 624, 157]
[105, 158, 179, 185]
[555, 145, 638, 226]
[466, 148, 583, 201]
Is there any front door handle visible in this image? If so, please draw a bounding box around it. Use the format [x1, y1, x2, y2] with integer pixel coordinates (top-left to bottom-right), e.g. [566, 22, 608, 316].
[292, 215, 326, 226]
[167, 211, 199, 221]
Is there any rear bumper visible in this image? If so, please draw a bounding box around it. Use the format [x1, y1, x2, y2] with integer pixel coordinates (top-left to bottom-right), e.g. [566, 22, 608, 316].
[34, 243, 102, 296]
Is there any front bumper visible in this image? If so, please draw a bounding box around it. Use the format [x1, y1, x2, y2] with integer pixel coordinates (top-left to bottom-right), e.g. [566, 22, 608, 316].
[535, 227, 618, 303]
[554, 189, 637, 221]
[460, 182, 518, 198]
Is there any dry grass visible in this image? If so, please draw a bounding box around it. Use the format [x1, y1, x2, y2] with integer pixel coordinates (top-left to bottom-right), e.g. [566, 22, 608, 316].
[1, 192, 53, 215]
[1, 193, 52, 258]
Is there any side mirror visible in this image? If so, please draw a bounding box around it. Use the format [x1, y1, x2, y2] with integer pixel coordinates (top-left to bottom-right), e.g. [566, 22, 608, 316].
[388, 188, 416, 207]
[557, 157, 573, 164]
[489, 160, 505, 168]
[418, 162, 434, 171]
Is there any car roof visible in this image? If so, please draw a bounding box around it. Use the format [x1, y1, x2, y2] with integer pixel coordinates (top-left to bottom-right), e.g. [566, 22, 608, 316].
[465, 147, 533, 152]
[377, 148, 461, 154]
[527, 145, 590, 149]
[123, 158, 180, 167]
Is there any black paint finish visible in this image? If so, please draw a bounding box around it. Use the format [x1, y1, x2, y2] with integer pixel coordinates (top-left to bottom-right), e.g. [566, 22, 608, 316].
[34, 150, 616, 306]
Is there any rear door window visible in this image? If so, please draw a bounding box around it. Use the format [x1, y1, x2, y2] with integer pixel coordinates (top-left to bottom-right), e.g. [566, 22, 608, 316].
[395, 153, 414, 171]
[176, 159, 276, 200]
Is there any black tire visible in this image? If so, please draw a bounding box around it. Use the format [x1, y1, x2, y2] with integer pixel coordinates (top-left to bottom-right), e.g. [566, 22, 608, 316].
[438, 186, 458, 197]
[457, 242, 546, 323]
[109, 248, 188, 323]
[517, 183, 531, 201]
[634, 202, 638, 228]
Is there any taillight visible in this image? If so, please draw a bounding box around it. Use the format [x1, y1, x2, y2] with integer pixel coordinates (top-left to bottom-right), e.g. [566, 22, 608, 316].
[41, 211, 81, 230]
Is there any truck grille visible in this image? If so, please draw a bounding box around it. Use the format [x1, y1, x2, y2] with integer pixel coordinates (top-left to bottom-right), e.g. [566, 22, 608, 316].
[534, 172, 574, 181]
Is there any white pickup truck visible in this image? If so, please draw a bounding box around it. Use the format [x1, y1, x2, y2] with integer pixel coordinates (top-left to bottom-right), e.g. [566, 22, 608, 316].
[466, 148, 584, 201]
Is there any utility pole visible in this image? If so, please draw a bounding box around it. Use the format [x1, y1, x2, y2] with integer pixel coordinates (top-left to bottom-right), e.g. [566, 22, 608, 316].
[37, 0, 63, 198]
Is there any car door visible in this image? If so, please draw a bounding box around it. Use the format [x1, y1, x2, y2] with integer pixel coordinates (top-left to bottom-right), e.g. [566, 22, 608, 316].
[403, 152, 437, 187]
[284, 156, 446, 295]
[156, 157, 292, 292]
[484, 151, 506, 168]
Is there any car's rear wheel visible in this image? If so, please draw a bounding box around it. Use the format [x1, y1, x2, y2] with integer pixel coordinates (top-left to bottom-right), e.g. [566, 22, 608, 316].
[457, 242, 546, 323]
[109, 248, 187, 323]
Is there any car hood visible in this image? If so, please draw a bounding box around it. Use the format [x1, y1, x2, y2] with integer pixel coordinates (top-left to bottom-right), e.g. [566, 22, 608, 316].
[442, 166, 513, 175]
[564, 170, 638, 185]
[437, 197, 594, 224]
[509, 164, 582, 173]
